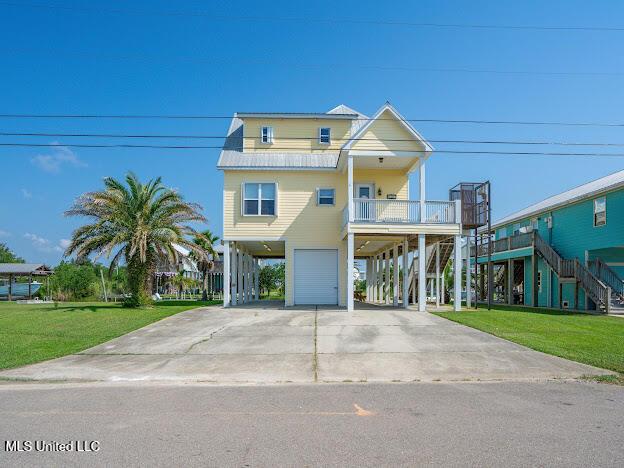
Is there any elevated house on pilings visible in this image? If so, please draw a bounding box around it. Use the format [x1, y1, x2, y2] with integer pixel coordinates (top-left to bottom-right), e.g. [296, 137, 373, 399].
[218, 102, 464, 311]
[473, 170, 624, 314]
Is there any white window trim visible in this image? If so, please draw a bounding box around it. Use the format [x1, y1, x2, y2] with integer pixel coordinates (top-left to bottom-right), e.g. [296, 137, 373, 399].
[241, 182, 278, 217]
[537, 271, 542, 293]
[316, 187, 336, 206]
[319, 127, 331, 145]
[260, 126, 273, 144]
[593, 196, 606, 227]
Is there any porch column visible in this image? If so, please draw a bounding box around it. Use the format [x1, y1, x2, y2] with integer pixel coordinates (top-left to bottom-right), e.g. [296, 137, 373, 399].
[384, 250, 391, 304]
[418, 234, 426, 312]
[411, 248, 417, 304]
[348, 155, 354, 223]
[231, 242, 238, 306]
[246, 254, 252, 302]
[435, 242, 440, 308]
[254, 258, 260, 301]
[347, 232, 354, 311]
[238, 245, 244, 304]
[419, 156, 426, 222]
[223, 241, 231, 307]
[393, 244, 399, 307]
[454, 234, 462, 311]
[441, 270, 445, 305]
[366, 257, 372, 303]
[372, 255, 378, 302]
[402, 238, 409, 308]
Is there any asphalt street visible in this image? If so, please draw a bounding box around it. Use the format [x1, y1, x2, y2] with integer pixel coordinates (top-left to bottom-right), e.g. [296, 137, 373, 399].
[1, 380, 623, 467]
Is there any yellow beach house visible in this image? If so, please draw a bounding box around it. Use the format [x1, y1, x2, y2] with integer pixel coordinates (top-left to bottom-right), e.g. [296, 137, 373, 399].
[217, 103, 463, 312]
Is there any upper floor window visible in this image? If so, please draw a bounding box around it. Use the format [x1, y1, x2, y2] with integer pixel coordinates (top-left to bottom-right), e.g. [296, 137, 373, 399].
[260, 126, 273, 144]
[594, 197, 606, 227]
[319, 127, 331, 145]
[317, 188, 335, 206]
[243, 183, 276, 216]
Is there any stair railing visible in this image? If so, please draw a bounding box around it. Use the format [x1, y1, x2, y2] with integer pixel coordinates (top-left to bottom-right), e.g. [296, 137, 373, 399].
[589, 259, 624, 297]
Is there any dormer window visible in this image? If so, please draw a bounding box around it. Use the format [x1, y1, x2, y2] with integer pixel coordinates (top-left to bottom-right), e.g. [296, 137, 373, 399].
[319, 127, 331, 145]
[261, 126, 273, 144]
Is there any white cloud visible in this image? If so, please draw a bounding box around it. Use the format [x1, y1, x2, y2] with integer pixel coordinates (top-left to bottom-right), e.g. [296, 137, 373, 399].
[24, 233, 64, 253]
[59, 238, 71, 249]
[31, 143, 87, 174]
[21, 188, 32, 199]
[0, 229, 11, 238]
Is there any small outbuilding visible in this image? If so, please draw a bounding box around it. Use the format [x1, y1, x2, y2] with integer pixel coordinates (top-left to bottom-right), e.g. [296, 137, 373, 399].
[0, 263, 53, 300]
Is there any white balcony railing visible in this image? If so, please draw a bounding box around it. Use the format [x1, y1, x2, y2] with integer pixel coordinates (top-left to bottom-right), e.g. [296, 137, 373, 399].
[343, 199, 457, 226]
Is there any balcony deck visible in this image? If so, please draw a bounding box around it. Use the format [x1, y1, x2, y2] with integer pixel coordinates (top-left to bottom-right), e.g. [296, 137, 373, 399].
[342, 199, 461, 236]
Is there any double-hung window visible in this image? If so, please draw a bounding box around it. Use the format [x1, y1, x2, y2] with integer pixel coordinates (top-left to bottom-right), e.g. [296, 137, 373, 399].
[243, 183, 276, 216]
[260, 126, 273, 144]
[594, 197, 606, 227]
[317, 188, 335, 206]
[319, 127, 331, 144]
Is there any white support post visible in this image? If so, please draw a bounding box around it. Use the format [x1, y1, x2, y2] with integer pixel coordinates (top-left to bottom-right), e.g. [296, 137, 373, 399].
[246, 254, 252, 302]
[347, 232, 354, 311]
[454, 234, 462, 311]
[393, 244, 399, 307]
[254, 258, 260, 301]
[237, 245, 244, 304]
[223, 241, 230, 307]
[231, 242, 238, 306]
[435, 242, 440, 308]
[419, 156, 426, 222]
[441, 271, 445, 305]
[402, 238, 409, 308]
[347, 156, 354, 223]
[371, 255, 377, 302]
[411, 248, 417, 304]
[418, 234, 426, 312]
[366, 257, 371, 303]
[384, 250, 391, 305]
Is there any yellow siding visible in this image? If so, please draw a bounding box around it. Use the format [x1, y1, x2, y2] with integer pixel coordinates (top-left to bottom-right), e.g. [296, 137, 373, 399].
[353, 169, 409, 200]
[223, 170, 348, 306]
[350, 109, 425, 153]
[243, 118, 351, 153]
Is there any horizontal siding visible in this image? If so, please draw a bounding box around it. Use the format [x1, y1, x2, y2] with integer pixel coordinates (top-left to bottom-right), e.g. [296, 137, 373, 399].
[350, 109, 425, 153]
[242, 118, 352, 153]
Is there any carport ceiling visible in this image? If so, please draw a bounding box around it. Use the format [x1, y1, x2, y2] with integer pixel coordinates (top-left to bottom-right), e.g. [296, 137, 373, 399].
[233, 240, 285, 257]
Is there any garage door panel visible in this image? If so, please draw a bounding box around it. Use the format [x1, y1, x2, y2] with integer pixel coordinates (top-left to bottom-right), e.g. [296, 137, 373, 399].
[294, 249, 338, 305]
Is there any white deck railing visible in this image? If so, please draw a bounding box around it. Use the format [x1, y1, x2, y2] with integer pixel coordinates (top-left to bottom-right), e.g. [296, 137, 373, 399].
[343, 199, 457, 226]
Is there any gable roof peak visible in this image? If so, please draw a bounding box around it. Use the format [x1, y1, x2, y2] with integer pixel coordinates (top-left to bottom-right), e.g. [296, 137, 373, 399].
[326, 104, 364, 116]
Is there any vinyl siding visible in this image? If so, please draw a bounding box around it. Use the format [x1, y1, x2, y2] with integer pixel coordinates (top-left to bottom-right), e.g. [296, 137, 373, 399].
[243, 118, 352, 153]
[349, 109, 426, 153]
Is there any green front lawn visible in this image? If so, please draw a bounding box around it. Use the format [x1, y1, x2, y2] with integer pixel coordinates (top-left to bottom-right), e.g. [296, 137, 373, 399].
[0, 300, 220, 370]
[436, 306, 624, 376]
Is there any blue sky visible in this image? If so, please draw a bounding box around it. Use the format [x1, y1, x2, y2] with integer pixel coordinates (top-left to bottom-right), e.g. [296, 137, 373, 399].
[1, 0, 623, 264]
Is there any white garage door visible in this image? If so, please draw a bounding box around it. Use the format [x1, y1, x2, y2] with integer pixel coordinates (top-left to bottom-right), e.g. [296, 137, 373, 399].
[294, 249, 338, 305]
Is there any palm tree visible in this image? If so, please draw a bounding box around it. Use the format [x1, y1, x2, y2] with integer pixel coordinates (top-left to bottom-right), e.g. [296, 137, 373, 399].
[190, 230, 219, 300]
[170, 271, 197, 299]
[64, 172, 208, 307]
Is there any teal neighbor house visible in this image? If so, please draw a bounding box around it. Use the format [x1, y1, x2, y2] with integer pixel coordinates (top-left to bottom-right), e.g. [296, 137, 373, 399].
[475, 169, 624, 313]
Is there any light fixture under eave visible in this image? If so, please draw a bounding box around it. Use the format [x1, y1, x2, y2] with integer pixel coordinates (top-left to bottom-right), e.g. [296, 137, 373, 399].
[378, 157, 384, 164]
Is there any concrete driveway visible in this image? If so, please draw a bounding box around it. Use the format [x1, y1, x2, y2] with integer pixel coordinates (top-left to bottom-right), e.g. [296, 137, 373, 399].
[0, 302, 607, 384]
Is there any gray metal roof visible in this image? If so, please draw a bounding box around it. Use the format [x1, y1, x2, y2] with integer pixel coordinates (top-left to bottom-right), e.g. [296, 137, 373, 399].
[492, 169, 624, 229]
[218, 150, 339, 170]
[235, 112, 357, 119]
[0, 263, 50, 275]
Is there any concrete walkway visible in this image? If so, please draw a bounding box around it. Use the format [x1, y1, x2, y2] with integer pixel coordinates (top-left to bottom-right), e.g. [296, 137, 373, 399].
[0, 303, 608, 384]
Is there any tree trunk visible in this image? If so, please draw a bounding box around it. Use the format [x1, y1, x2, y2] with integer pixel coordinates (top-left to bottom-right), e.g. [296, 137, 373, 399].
[202, 269, 208, 301]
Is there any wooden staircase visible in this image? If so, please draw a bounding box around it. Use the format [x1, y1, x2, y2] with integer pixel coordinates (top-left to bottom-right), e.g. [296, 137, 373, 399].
[407, 241, 454, 301]
[533, 232, 612, 312]
[589, 258, 624, 314]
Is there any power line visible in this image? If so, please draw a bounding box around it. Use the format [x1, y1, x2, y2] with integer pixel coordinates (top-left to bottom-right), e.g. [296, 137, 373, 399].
[1, 114, 624, 127]
[2, 142, 624, 157]
[2, 131, 624, 147]
[3, 1, 623, 32]
[4, 48, 622, 77]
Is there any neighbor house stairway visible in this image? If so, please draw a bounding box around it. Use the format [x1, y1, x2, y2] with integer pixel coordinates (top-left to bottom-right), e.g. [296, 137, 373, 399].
[407, 240, 454, 302]
[589, 258, 624, 314]
[533, 232, 612, 313]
